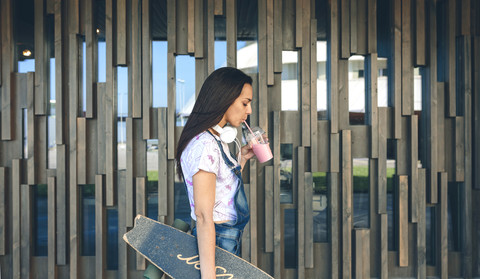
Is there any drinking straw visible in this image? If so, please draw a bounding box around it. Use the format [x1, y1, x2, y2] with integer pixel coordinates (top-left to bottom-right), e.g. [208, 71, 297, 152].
[243, 121, 259, 144]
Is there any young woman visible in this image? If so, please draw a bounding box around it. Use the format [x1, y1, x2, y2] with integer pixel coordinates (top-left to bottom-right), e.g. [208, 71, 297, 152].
[175, 67, 257, 278]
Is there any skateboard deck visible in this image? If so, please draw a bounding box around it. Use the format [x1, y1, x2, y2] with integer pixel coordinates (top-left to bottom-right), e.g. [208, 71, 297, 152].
[124, 215, 274, 279]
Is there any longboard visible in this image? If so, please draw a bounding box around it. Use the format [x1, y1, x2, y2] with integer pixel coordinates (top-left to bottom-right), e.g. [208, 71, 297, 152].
[124, 215, 274, 279]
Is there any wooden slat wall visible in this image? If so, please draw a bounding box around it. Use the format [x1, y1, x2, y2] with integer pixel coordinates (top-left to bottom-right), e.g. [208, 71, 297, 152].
[0, 0, 479, 278]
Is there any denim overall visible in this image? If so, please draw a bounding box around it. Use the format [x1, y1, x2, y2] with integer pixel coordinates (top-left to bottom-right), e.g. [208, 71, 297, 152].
[189, 131, 250, 256]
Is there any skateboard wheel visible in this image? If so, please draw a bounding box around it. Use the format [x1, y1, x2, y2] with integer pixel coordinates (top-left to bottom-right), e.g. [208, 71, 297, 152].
[172, 219, 190, 232]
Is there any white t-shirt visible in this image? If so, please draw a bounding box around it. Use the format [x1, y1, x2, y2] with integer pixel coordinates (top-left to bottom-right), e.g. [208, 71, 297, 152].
[180, 131, 240, 222]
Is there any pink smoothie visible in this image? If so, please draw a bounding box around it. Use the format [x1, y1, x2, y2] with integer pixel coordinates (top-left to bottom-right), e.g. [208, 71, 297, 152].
[252, 143, 273, 163]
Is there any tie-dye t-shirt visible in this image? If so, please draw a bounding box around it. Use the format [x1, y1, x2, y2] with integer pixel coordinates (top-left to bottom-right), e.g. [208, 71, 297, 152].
[180, 131, 240, 222]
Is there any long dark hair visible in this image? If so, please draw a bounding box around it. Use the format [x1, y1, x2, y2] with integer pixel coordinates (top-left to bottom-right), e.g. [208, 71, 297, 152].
[175, 67, 253, 177]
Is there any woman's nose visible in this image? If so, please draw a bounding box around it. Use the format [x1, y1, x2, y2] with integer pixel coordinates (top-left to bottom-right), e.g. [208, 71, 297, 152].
[246, 104, 252, 114]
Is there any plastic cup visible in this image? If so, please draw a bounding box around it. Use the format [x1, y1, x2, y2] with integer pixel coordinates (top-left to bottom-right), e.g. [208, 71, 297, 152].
[252, 143, 273, 163]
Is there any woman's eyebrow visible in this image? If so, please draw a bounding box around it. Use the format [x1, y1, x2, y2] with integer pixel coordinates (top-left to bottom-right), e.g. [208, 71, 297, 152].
[244, 98, 252, 102]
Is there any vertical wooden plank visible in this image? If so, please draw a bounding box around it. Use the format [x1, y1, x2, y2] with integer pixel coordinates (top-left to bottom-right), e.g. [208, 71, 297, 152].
[356, 0, 367, 55]
[377, 108, 387, 214]
[117, 171, 127, 279]
[414, 0, 426, 66]
[55, 0, 64, 145]
[397, 175, 408, 267]
[425, 0, 438, 203]
[187, 0, 195, 53]
[474, 36, 480, 190]
[47, 177, 57, 279]
[273, 0, 283, 73]
[437, 83, 446, 172]
[27, 73, 37, 185]
[311, 20, 318, 172]
[402, 0, 413, 115]
[258, 0, 268, 130]
[96, 83, 106, 174]
[367, 0, 377, 53]
[20, 184, 32, 279]
[46, 0, 55, 14]
[226, 0, 237, 67]
[301, 0, 311, 147]
[1, 0, 13, 140]
[410, 115, 418, 223]
[265, 166, 274, 252]
[116, 0, 127, 65]
[194, 0, 204, 58]
[168, 0, 176, 53]
[366, 53, 378, 158]
[296, 0, 303, 48]
[0, 168, 5, 255]
[266, 0, 274, 84]
[338, 60, 349, 130]
[95, 175, 106, 279]
[392, 0, 402, 139]
[247, 161, 258, 264]
[242, 182, 251, 262]
[105, 0, 115, 206]
[354, 229, 370, 279]
[249, 167, 258, 265]
[142, 0, 152, 139]
[460, 0, 471, 35]
[126, 118, 134, 226]
[329, 172, 340, 279]
[85, 0, 97, 118]
[56, 144, 67, 265]
[167, 53, 175, 160]
[461, 35, 473, 279]
[379, 214, 388, 279]
[330, 133, 340, 173]
[158, 108, 168, 218]
[417, 169, 426, 279]
[446, 0, 456, 116]
[438, 172, 448, 278]
[341, 130, 352, 279]
[35, 0, 48, 115]
[136, 177, 146, 270]
[129, 0, 142, 118]
[207, 0, 215, 73]
[297, 146, 305, 279]
[328, 0, 339, 133]
[68, 31, 80, 279]
[305, 172, 314, 268]
[214, 0, 223, 15]
[272, 112, 281, 278]
[340, 0, 350, 58]
[12, 160, 21, 279]
[77, 118, 87, 184]
[350, 0, 358, 53]
[455, 117, 465, 181]
[68, 0, 79, 34]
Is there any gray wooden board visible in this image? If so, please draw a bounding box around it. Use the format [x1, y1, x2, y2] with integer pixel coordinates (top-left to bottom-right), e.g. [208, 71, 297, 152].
[124, 215, 273, 279]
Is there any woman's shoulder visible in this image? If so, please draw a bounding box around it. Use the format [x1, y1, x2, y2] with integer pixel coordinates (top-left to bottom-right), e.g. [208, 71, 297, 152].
[183, 132, 219, 156]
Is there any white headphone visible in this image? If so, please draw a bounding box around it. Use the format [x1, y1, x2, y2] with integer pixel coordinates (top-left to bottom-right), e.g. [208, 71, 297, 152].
[211, 125, 242, 163]
[212, 125, 237, 143]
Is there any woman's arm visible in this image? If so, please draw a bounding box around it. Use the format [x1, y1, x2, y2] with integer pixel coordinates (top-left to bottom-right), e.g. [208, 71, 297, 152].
[192, 170, 217, 279]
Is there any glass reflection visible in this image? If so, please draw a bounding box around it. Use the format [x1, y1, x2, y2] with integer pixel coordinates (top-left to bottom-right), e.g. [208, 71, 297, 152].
[349, 56, 366, 125]
[281, 51, 299, 111]
[106, 208, 118, 270]
[33, 184, 48, 256]
[215, 14, 227, 69]
[81, 184, 95, 256]
[377, 57, 388, 107]
[117, 67, 128, 170]
[48, 57, 56, 169]
[146, 139, 159, 220]
[284, 209, 297, 268]
[313, 172, 328, 242]
[317, 41, 327, 119]
[387, 139, 396, 250]
[176, 56, 195, 126]
[152, 41, 168, 107]
[353, 158, 369, 228]
[448, 182, 461, 251]
[280, 144, 293, 203]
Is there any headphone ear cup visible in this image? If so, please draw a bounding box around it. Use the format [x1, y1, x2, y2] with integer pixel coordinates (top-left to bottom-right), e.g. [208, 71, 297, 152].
[219, 127, 237, 143]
